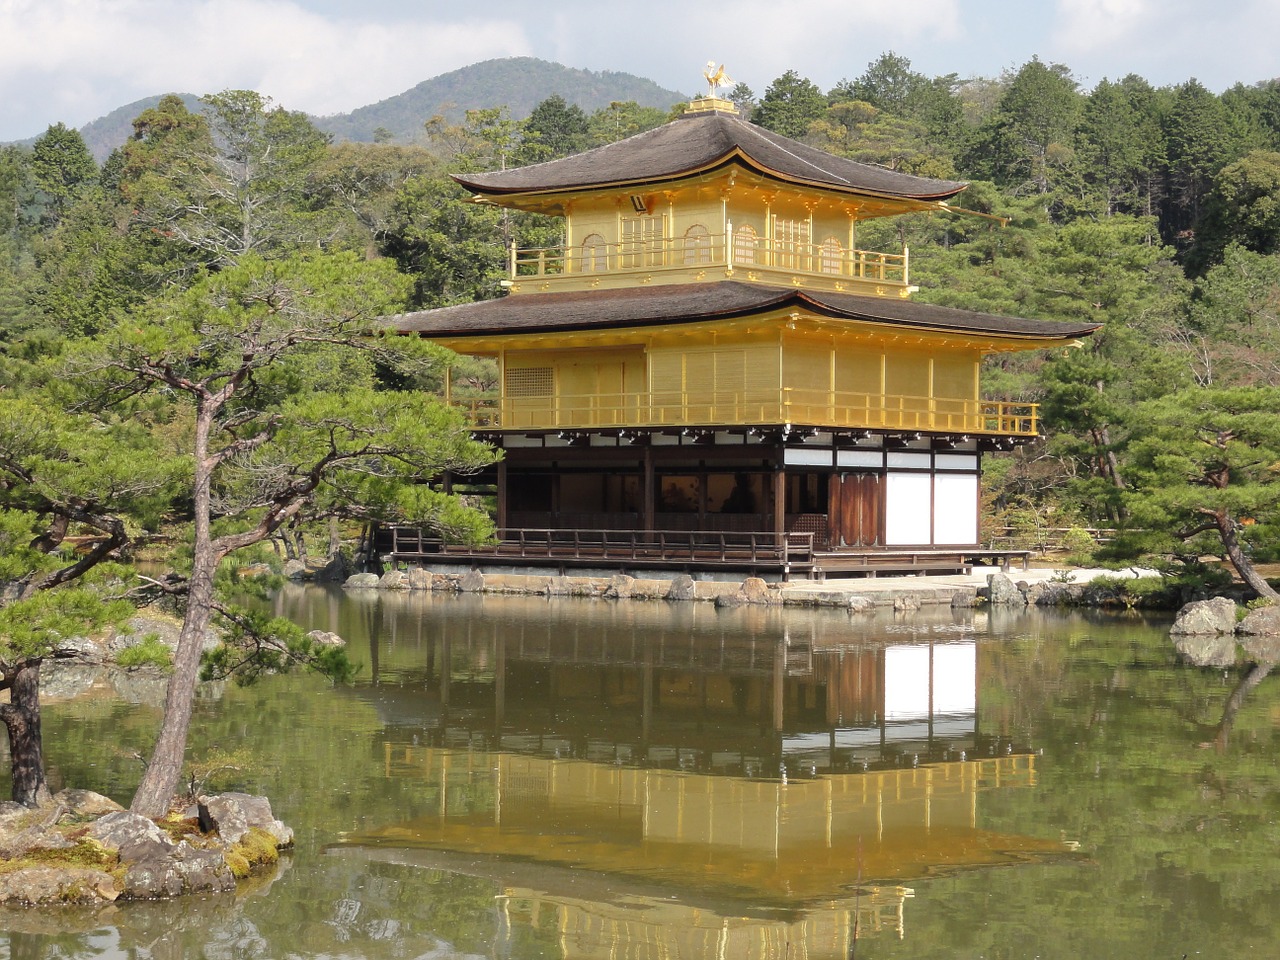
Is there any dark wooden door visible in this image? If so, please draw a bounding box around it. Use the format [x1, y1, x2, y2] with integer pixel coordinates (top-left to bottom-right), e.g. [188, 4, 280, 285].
[828, 473, 882, 548]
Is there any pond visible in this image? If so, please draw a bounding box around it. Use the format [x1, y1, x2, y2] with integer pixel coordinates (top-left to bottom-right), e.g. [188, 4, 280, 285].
[3, 587, 1278, 959]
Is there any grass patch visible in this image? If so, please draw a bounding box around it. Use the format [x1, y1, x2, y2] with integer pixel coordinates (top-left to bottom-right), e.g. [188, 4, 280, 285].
[0, 837, 122, 883]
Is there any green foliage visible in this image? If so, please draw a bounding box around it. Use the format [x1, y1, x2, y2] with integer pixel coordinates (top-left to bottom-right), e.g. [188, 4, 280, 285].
[118, 90, 330, 270]
[517, 95, 589, 164]
[1191, 151, 1280, 271]
[753, 70, 826, 139]
[0, 587, 132, 662]
[587, 101, 668, 146]
[182, 746, 256, 799]
[29, 122, 97, 222]
[200, 606, 356, 686]
[115, 634, 174, 671]
[1112, 386, 1280, 592]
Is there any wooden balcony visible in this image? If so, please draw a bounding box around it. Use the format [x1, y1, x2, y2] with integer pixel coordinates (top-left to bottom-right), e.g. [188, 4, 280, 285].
[509, 233, 909, 295]
[449, 389, 1039, 437]
[386, 526, 817, 576]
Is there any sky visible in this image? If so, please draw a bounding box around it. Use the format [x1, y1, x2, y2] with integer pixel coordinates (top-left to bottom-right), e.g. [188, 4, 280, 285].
[1, 0, 1277, 142]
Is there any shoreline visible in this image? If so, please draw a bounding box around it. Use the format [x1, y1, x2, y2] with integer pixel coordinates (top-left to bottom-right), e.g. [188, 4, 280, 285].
[339, 564, 1164, 609]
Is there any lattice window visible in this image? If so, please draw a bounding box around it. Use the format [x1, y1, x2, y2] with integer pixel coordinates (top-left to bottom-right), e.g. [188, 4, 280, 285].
[621, 215, 665, 268]
[581, 233, 607, 272]
[733, 225, 758, 265]
[772, 217, 810, 269]
[682, 224, 712, 264]
[820, 236, 843, 274]
[505, 367, 553, 398]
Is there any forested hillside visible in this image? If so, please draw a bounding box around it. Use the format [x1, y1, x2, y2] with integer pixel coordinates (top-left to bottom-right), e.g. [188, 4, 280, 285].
[314, 57, 688, 144]
[4, 58, 688, 162]
[5, 57, 1280, 800]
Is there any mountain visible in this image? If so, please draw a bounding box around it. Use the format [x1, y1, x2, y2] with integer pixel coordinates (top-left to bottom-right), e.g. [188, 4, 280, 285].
[78, 93, 203, 161]
[4, 59, 690, 162]
[313, 58, 690, 143]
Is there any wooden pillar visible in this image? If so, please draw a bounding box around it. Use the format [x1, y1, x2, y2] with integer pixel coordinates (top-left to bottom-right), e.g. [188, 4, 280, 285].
[496, 460, 508, 535]
[642, 447, 655, 533]
[772, 458, 786, 539]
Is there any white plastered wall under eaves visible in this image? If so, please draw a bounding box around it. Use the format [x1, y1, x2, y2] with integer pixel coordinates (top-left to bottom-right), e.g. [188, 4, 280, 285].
[884, 471, 979, 546]
[885, 472, 931, 544]
[934, 473, 979, 545]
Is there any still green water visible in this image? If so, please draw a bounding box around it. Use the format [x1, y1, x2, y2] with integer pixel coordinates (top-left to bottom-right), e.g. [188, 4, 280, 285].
[4, 587, 1279, 959]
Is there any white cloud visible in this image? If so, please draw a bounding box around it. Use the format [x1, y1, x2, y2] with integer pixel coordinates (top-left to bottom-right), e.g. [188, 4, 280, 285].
[0, 0, 531, 138]
[1049, 0, 1280, 88]
[1052, 0, 1155, 52]
[559, 0, 965, 99]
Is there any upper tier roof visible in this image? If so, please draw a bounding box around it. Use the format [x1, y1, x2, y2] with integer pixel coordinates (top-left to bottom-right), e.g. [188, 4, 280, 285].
[388, 282, 1100, 343]
[454, 107, 968, 202]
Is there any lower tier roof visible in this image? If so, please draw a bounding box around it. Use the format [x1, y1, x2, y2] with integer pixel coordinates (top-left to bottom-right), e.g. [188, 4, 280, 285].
[387, 281, 1100, 343]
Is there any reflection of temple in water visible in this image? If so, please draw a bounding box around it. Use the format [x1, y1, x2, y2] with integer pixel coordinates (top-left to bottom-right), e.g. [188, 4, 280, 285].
[315, 594, 1075, 958]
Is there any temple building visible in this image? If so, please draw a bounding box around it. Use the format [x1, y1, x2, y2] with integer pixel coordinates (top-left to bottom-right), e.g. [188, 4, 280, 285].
[389, 94, 1098, 578]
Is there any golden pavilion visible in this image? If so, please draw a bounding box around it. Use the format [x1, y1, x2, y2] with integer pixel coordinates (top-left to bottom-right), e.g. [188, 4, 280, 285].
[389, 94, 1098, 577]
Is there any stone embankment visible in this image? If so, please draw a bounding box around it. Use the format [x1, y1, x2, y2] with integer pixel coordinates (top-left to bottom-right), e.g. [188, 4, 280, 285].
[0, 791, 292, 905]
[343, 567, 1086, 610]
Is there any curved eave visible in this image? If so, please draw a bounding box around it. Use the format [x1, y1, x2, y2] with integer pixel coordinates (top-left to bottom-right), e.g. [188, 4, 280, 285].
[455, 149, 967, 208]
[386, 283, 1101, 352]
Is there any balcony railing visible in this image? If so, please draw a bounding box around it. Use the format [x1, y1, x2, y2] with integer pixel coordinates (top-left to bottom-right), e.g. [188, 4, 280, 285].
[450, 389, 1038, 436]
[511, 233, 908, 289]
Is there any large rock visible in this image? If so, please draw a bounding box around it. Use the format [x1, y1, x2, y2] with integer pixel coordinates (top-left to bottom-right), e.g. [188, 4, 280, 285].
[603, 574, 635, 599]
[1236, 604, 1280, 637]
[741, 578, 773, 605]
[122, 842, 235, 899]
[0, 804, 64, 859]
[1169, 597, 1238, 635]
[282, 559, 307, 580]
[380, 569, 409, 590]
[459, 569, 486, 593]
[987, 573, 1024, 606]
[666, 575, 696, 602]
[0, 867, 119, 904]
[344, 572, 381, 589]
[848, 595, 873, 614]
[306, 630, 345, 648]
[53, 789, 124, 818]
[406, 567, 432, 591]
[87, 812, 173, 861]
[1027, 581, 1086, 606]
[199, 793, 293, 848]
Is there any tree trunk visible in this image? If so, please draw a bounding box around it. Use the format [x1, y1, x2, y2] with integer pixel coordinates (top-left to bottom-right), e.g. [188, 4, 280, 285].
[129, 558, 218, 817]
[1218, 514, 1280, 602]
[131, 400, 220, 818]
[0, 661, 53, 807]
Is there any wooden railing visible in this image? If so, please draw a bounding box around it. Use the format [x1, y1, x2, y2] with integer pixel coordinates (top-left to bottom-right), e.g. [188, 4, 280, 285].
[388, 527, 816, 570]
[449, 390, 1039, 436]
[512, 233, 908, 287]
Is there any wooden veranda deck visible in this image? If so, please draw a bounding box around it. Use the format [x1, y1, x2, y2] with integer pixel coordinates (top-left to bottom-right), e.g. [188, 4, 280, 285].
[379, 527, 1034, 581]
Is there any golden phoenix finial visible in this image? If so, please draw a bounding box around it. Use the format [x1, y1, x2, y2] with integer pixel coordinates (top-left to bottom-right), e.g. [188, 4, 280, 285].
[703, 61, 734, 97]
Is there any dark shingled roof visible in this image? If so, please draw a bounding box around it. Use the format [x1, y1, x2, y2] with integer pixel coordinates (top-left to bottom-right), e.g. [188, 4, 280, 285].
[388, 282, 1101, 341]
[455, 110, 967, 202]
